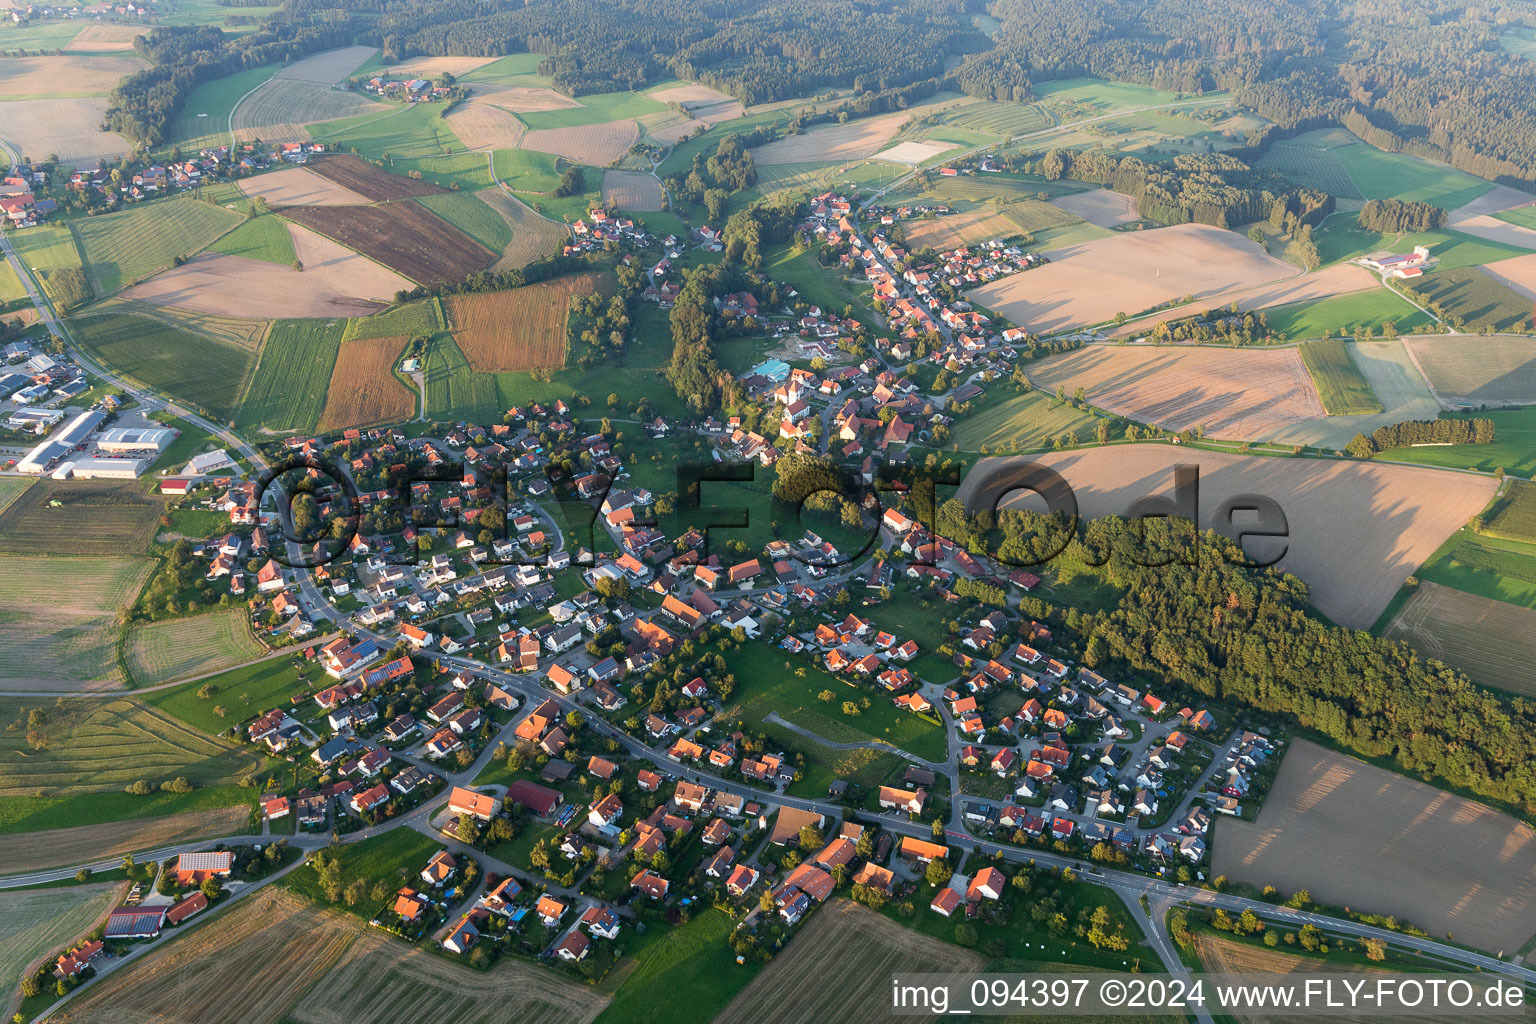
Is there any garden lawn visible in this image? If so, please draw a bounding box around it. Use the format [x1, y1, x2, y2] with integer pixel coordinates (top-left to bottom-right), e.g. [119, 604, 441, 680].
[595, 909, 760, 1024]
[722, 648, 946, 762]
[144, 655, 324, 736]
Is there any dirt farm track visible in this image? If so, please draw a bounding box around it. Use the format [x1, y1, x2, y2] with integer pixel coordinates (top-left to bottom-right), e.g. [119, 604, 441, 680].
[1213, 740, 1536, 953]
[964, 446, 1495, 629]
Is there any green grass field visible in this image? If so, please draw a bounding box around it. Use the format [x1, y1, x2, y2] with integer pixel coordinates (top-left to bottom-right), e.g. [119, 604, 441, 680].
[1299, 338, 1383, 414]
[0, 884, 123, 999]
[0, 696, 264, 797]
[0, 259, 26, 305]
[72, 198, 243, 296]
[0, 785, 253, 835]
[460, 53, 551, 86]
[1411, 266, 1534, 331]
[1381, 407, 1536, 476]
[72, 309, 256, 419]
[941, 97, 1053, 137]
[0, 554, 148, 689]
[1494, 204, 1536, 231]
[344, 296, 443, 340]
[236, 318, 344, 434]
[1035, 76, 1190, 113]
[10, 224, 83, 308]
[594, 909, 761, 1024]
[1261, 288, 1430, 340]
[1253, 129, 1364, 199]
[145, 655, 322, 737]
[206, 213, 297, 264]
[280, 829, 439, 918]
[125, 609, 267, 687]
[1314, 221, 1527, 269]
[518, 89, 666, 130]
[312, 103, 492, 191]
[489, 147, 568, 193]
[1416, 528, 1536, 609]
[1483, 480, 1536, 543]
[0, 478, 32, 518]
[950, 387, 1103, 450]
[416, 191, 512, 251]
[1330, 144, 1493, 210]
[168, 63, 280, 150]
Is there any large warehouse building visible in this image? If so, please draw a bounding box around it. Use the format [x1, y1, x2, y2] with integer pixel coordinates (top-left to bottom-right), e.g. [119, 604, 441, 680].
[96, 426, 177, 453]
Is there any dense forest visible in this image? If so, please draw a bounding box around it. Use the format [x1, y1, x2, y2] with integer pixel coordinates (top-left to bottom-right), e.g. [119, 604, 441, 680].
[1032, 149, 1299, 229]
[1357, 198, 1448, 234]
[908, 501, 1536, 813]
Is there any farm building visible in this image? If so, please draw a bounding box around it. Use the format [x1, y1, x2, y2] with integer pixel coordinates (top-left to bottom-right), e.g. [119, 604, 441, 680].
[104, 905, 167, 939]
[174, 851, 233, 885]
[52, 457, 149, 480]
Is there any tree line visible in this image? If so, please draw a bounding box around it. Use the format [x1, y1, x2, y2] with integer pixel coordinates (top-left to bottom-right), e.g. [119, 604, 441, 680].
[1346, 417, 1494, 457]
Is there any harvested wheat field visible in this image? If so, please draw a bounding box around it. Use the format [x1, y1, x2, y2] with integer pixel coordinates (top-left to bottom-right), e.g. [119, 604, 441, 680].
[53, 889, 359, 1024]
[878, 140, 954, 165]
[0, 97, 132, 164]
[0, 882, 123, 1019]
[715, 900, 982, 1024]
[1194, 933, 1462, 1024]
[904, 208, 1039, 249]
[601, 169, 663, 211]
[290, 926, 608, 1024]
[1478, 252, 1536, 302]
[750, 113, 909, 165]
[969, 224, 1294, 334]
[1444, 213, 1536, 250]
[477, 188, 569, 270]
[317, 335, 414, 430]
[473, 84, 579, 113]
[1110, 264, 1378, 338]
[521, 120, 639, 167]
[306, 154, 445, 201]
[0, 806, 251, 874]
[273, 45, 377, 84]
[0, 55, 145, 98]
[648, 83, 745, 123]
[122, 223, 408, 319]
[1402, 334, 1536, 406]
[1213, 739, 1536, 953]
[239, 166, 369, 207]
[380, 55, 500, 78]
[1385, 581, 1536, 698]
[1027, 345, 1324, 440]
[1050, 188, 1141, 227]
[279, 203, 494, 286]
[63, 24, 144, 51]
[447, 271, 613, 371]
[969, 446, 1495, 627]
[444, 101, 527, 151]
